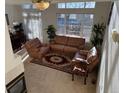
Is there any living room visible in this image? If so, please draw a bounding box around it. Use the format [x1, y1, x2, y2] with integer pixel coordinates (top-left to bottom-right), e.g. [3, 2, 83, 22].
[5, 0, 119, 93]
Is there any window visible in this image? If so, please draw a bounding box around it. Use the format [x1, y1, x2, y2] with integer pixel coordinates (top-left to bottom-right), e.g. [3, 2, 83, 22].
[58, 3, 65, 8]
[23, 12, 43, 41]
[57, 2, 96, 9]
[57, 14, 94, 42]
[22, 4, 37, 9]
[85, 2, 96, 8]
[66, 2, 85, 8]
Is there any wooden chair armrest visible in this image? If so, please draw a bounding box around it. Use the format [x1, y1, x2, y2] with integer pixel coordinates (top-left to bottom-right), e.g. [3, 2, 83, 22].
[75, 58, 89, 65]
[79, 50, 89, 56]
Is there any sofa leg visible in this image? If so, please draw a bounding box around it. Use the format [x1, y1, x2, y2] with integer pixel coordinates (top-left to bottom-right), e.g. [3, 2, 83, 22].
[86, 71, 88, 77]
[84, 77, 87, 85]
[84, 73, 87, 85]
[86, 73, 88, 77]
[72, 73, 74, 81]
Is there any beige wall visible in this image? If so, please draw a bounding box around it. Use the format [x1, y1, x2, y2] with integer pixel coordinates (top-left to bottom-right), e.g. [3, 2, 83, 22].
[5, 4, 23, 27]
[42, 2, 112, 42]
[5, 0, 31, 5]
[5, 2, 112, 43]
[5, 22, 24, 85]
[5, 0, 113, 5]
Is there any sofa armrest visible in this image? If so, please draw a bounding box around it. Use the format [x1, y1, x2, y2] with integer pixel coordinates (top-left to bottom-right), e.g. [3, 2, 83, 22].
[43, 43, 52, 49]
[40, 46, 50, 54]
[32, 48, 40, 52]
[78, 45, 84, 50]
[42, 43, 50, 47]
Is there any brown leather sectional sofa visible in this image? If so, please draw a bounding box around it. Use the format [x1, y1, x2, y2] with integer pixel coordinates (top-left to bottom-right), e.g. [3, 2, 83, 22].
[50, 35, 85, 57]
[25, 36, 85, 59]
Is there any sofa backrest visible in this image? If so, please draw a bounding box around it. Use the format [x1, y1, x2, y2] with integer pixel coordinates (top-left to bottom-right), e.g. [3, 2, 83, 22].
[54, 35, 85, 48]
[67, 37, 85, 48]
[54, 36, 68, 45]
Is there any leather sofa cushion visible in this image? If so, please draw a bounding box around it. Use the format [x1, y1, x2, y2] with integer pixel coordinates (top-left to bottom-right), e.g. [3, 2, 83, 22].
[40, 46, 50, 54]
[54, 36, 68, 45]
[63, 46, 78, 53]
[50, 44, 65, 52]
[67, 37, 85, 48]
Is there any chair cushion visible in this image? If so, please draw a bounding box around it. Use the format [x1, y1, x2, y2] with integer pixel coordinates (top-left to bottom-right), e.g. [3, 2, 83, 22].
[54, 36, 68, 45]
[87, 47, 97, 64]
[73, 52, 86, 61]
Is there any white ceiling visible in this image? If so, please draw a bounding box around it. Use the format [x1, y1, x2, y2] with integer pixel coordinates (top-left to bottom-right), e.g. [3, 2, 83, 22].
[6, 0, 113, 5]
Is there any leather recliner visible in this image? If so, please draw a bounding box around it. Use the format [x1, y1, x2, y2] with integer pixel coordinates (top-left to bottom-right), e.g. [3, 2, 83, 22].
[25, 38, 50, 60]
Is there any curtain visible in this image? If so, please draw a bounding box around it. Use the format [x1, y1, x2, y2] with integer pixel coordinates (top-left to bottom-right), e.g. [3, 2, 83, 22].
[23, 11, 43, 41]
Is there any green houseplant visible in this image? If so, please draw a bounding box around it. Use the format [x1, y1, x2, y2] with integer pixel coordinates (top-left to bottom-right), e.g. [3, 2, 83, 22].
[90, 23, 106, 50]
[45, 25, 56, 42]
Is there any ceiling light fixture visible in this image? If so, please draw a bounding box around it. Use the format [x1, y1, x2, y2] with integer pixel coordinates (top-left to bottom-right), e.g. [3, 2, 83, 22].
[32, 0, 51, 11]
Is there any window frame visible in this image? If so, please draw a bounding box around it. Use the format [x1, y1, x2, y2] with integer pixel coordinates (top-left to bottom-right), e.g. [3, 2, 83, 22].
[57, 2, 96, 9]
[85, 2, 96, 8]
[66, 2, 85, 9]
[57, 3, 66, 9]
[56, 13, 94, 42]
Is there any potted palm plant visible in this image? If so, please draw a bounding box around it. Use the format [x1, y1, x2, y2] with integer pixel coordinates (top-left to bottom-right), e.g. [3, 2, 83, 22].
[45, 25, 56, 42]
[90, 23, 106, 54]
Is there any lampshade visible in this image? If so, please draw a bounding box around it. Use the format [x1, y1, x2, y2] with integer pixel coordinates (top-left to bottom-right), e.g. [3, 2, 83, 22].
[34, 1, 50, 10]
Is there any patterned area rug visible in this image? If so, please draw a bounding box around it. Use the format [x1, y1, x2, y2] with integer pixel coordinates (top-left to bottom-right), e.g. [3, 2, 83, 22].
[30, 53, 73, 74]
